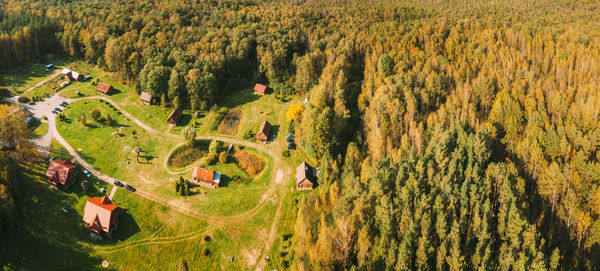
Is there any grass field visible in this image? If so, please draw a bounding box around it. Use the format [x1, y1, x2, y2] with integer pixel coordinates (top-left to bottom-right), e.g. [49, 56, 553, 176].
[56, 99, 274, 217]
[0, 59, 67, 95]
[31, 121, 48, 138]
[0, 142, 263, 270]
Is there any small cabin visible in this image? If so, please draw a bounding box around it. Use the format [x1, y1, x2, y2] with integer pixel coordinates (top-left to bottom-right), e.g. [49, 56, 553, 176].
[192, 167, 221, 188]
[140, 91, 153, 105]
[256, 120, 272, 143]
[296, 162, 317, 190]
[254, 84, 267, 95]
[167, 108, 183, 127]
[95, 82, 113, 95]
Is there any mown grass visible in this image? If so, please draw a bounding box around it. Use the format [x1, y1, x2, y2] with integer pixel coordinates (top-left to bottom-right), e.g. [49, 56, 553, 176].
[31, 121, 48, 138]
[56, 99, 274, 217]
[0, 60, 67, 95]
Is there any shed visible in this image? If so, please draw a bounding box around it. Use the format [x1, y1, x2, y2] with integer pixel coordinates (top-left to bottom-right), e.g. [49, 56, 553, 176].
[167, 108, 183, 127]
[95, 82, 113, 94]
[256, 120, 272, 143]
[60, 81, 70, 88]
[254, 84, 267, 95]
[140, 91, 153, 105]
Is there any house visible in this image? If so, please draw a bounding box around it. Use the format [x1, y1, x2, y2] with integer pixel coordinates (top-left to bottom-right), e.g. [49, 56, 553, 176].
[45, 158, 78, 188]
[192, 167, 221, 188]
[95, 82, 113, 94]
[140, 91, 153, 105]
[256, 120, 272, 143]
[167, 107, 183, 127]
[82, 196, 119, 238]
[254, 83, 267, 95]
[61, 68, 83, 82]
[296, 162, 317, 190]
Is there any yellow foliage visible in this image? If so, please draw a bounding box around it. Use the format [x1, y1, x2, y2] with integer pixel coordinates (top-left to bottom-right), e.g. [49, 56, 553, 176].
[286, 103, 304, 122]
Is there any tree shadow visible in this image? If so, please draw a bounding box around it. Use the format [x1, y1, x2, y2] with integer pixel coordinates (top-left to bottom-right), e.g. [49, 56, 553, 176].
[178, 113, 192, 127]
[271, 124, 280, 140]
[218, 86, 260, 108]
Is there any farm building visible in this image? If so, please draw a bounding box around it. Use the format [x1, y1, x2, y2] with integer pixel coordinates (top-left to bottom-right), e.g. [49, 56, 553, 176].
[59, 81, 70, 88]
[167, 107, 183, 127]
[140, 91, 153, 105]
[256, 120, 272, 143]
[82, 196, 119, 238]
[95, 82, 113, 94]
[254, 83, 267, 95]
[192, 167, 221, 188]
[45, 158, 78, 189]
[296, 162, 317, 190]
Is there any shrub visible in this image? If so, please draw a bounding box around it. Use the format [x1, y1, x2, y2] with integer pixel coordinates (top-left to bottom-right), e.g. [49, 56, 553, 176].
[209, 140, 221, 154]
[243, 130, 255, 139]
[90, 108, 101, 121]
[233, 151, 265, 176]
[230, 174, 252, 184]
[41, 116, 48, 121]
[17, 96, 30, 103]
[175, 177, 190, 196]
[219, 151, 228, 164]
[104, 113, 113, 126]
[204, 152, 218, 166]
[282, 150, 290, 157]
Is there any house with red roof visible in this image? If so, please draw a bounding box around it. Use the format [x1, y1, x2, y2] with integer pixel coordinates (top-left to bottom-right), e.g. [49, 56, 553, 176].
[192, 167, 221, 188]
[254, 83, 267, 95]
[83, 196, 120, 238]
[45, 158, 78, 189]
[95, 82, 113, 95]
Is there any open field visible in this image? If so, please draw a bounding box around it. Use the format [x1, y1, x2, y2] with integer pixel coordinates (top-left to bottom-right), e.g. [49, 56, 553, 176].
[0, 59, 67, 95]
[56, 98, 274, 217]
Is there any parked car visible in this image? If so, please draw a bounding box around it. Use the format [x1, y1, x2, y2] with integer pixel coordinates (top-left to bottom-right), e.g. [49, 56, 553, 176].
[286, 134, 295, 140]
[125, 184, 136, 192]
[83, 169, 91, 178]
[287, 137, 295, 143]
[287, 143, 296, 150]
[54, 107, 61, 112]
[28, 102, 35, 105]
[49, 157, 55, 161]
[60, 101, 69, 107]
[51, 110, 58, 114]
[113, 180, 124, 187]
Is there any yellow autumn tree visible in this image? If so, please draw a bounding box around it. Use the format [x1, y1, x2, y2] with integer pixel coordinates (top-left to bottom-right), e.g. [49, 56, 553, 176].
[286, 103, 304, 122]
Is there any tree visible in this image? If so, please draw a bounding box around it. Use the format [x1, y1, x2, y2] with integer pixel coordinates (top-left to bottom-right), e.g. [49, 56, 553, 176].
[90, 108, 101, 121]
[286, 104, 304, 122]
[219, 151, 228, 164]
[104, 113, 113, 126]
[181, 127, 196, 145]
[377, 54, 393, 76]
[209, 140, 221, 154]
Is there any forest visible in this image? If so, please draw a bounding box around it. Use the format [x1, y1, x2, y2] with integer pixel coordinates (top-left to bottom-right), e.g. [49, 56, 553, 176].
[1, 0, 600, 269]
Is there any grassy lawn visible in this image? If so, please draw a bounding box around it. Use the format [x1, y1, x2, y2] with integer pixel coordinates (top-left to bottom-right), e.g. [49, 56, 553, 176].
[31, 121, 48, 138]
[0, 59, 68, 95]
[56, 99, 274, 217]
[0, 141, 266, 270]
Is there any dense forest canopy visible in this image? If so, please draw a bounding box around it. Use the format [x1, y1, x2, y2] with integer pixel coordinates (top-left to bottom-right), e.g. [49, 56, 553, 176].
[2, 0, 600, 269]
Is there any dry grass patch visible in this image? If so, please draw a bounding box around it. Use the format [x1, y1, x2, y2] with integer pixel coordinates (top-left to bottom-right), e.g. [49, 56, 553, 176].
[216, 108, 243, 135]
[168, 141, 210, 168]
[232, 150, 265, 176]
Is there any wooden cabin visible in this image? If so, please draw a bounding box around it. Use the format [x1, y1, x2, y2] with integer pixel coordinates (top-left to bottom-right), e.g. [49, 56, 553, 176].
[95, 82, 113, 95]
[140, 91, 153, 105]
[82, 196, 119, 238]
[254, 83, 267, 95]
[296, 162, 317, 190]
[256, 120, 272, 143]
[167, 108, 183, 127]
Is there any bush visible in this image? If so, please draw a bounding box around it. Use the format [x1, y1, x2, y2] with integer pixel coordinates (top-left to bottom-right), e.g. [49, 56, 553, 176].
[90, 108, 101, 121]
[230, 174, 252, 184]
[175, 177, 190, 196]
[233, 151, 265, 176]
[17, 96, 30, 103]
[243, 129, 255, 139]
[282, 150, 290, 157]
[219, 151, 228, 164]
[41, 116, 48, 121]
[209, 140, 221, 154]
[203, 152, 218, 166]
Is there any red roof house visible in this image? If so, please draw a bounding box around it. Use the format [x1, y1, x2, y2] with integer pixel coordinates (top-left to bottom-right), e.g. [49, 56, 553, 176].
[83, 196, 120, 237]
[45, 158, 78, 188]
[254, 84, 267, 95]
[192, 167, 221, 188]
[95, 82, 113, 94]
